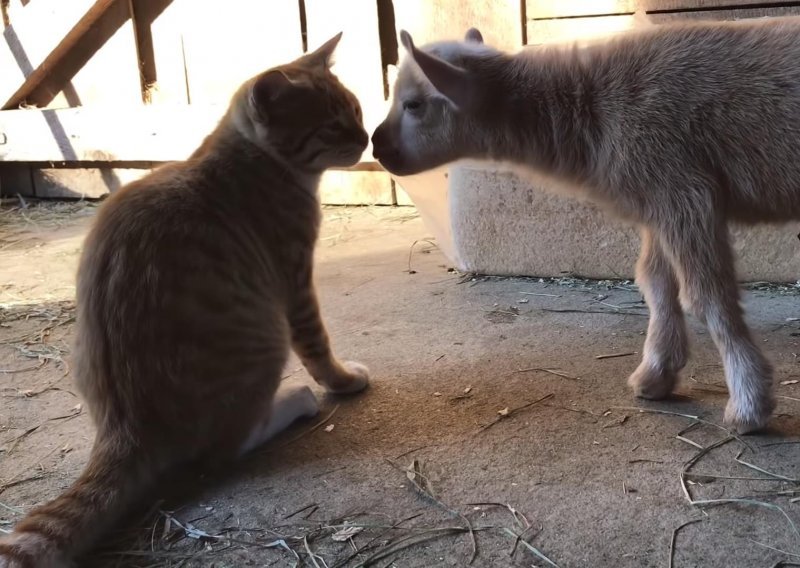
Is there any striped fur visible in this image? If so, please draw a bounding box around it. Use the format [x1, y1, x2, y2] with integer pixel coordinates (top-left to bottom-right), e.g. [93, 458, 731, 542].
[0, 33, 369, 568]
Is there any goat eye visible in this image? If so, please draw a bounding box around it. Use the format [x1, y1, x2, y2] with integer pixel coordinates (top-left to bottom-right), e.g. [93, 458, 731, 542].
[403, 99, 423, 111]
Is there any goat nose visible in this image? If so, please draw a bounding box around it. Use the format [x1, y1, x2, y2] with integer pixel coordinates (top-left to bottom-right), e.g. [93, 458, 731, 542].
[371, 124, 393, 159]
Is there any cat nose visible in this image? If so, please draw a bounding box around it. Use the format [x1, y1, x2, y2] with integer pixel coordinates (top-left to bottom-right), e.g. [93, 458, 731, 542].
[355, 128, 369, 149]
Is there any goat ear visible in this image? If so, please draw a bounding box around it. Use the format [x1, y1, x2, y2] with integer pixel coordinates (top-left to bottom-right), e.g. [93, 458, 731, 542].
[465, 27, 483, 43]
[399, 30, 478, 110]
[306, 31, 342, 68]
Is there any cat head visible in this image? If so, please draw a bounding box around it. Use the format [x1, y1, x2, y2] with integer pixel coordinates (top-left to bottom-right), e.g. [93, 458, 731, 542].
[232, 33, 369, 170]
[372, 28, 503, 176]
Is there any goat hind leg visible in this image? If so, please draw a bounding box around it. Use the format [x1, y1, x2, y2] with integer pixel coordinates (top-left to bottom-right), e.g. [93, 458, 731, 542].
[628, 228, 689, 399]
[660, 218, 774, 433]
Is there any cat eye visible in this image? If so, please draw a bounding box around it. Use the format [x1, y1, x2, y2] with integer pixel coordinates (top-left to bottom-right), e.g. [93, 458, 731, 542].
[403, 99, 423, 112]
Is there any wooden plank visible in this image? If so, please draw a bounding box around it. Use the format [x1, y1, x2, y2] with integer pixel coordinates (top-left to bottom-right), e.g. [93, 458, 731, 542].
[527, 1, 800, 19]
[0, 106, 391, 167]
[136, 0, 188, 104]
[392, 0, 523, 52]
[24, 167, 392, 203]
[1, 0, 140, 109]
[0, 164, 34, 197]
[305, 0, 385, 163]
[528, 1, 636, 20]
[527, 14, 638, 45]
[180, 0, 302, 104]
[1, 0, 100, 105]
[32, 167, 150, 198]
[130, 0, 187, 104]
[319, 170, 393, 205]
[642, 0, 800, 11]
[61, 17, 141, 108]
[0, 105, 226, 162]
[649, 6, 800, 22]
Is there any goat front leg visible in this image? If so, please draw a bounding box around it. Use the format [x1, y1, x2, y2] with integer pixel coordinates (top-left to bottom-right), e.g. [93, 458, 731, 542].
[288, 268, 369, 394]
[628, 228, 689, 399]
[658, 215, 775, 433]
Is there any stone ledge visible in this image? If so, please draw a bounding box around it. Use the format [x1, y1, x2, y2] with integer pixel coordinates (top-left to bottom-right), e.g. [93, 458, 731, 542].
[397, 164, 800, 283]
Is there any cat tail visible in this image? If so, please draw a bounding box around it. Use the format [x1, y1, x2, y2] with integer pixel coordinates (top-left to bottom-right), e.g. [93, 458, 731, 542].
[0, 438, 154, 568]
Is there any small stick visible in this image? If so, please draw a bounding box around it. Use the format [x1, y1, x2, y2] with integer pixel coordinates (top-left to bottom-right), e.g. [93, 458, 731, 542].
[510, 523, 540, 558]
[761, 440, 800, 448]
[679, 436, 736, 503]
[330, 513, 423, 568]
[540, 308, 647, 317]
[385, 459, 477, 564]
[511, 368, 579, 380]
[610, 407, 752, 449]
[778, 395, 800, 402]
[675, 436, 704, 450]
[520, 292, 561, 298]
[393, 444, 434, 460]
[284, 503, 318, 520]
[500, 527, 560, 568]
[303, 535, 327, 568]
[595, 352, 637, 360]
[747, 539, 800, 561]
[407, 238, 436, 274]
[685, 471, 792, 482]
[734, 450, 799, 483]
[477, 393, 554, 433]
[0, 360, 47, 374]
[668, 519, 704, 568]
[271, 405, 340, 450]
[691, 499, 800, 540]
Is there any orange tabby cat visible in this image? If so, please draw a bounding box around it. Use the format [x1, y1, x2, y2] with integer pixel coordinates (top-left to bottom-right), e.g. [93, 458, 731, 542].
[0, 33, 369, 568]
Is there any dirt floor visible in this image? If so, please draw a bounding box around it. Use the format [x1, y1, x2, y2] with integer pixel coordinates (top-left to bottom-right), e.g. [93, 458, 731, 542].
[1, 199, 799, 568]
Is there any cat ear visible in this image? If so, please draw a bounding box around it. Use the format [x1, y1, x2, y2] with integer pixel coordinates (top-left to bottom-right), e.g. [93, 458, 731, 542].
[251, 70, 294, 109]
[306, 31, 342, 68]
[465, 28, 483, 44]
[399, 30, 477, 110]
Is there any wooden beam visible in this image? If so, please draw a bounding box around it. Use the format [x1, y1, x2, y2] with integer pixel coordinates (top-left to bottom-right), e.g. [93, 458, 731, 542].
[32, 166, 150, 198]
[527, 0, 636, 20]
[642, 0, 800, 11]
[2, 0, 131, 109]
[392, 0, 524, 52]
[0, 105, 385, 165]
[0, 105, 226, 162]
[129, 0, 176, 103]
[527, 14, 638, 45]
[648, 5, 800, 21]
[527, 1, 800, 20]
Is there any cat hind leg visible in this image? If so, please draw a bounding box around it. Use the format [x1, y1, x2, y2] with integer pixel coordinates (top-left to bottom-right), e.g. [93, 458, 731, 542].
[238, 384, 320, 455]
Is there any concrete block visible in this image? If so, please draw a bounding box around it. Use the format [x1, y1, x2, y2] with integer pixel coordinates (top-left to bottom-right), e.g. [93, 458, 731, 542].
[395, 163, 800, 283]
[394, 183, 415, 206]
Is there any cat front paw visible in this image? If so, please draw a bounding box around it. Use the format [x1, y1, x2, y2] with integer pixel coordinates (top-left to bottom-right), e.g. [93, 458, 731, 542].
[325, 360, 370, 394]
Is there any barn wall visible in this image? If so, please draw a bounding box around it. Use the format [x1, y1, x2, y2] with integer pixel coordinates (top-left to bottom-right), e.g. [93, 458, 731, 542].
[1, 0, 799, 203]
